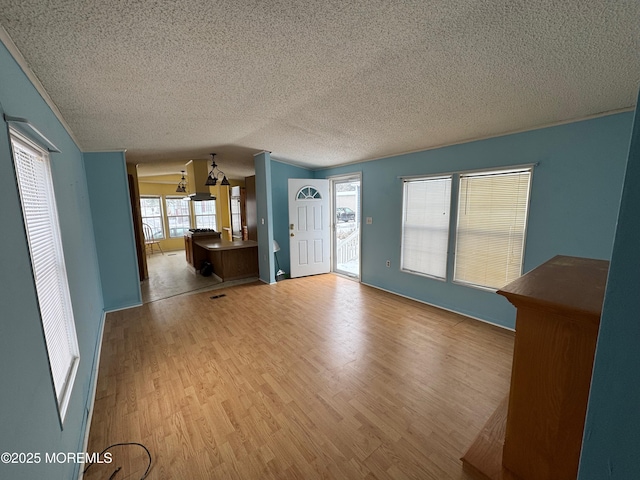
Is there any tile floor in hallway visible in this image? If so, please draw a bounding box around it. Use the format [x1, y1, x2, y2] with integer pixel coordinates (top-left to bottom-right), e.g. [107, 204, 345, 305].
[140, 249, 257, 303]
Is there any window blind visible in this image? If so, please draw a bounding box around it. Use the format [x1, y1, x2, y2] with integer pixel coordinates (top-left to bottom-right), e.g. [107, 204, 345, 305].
[454, 168, 532, 289]
[401, 176, 452, 279]
[10, 129, 79, 422]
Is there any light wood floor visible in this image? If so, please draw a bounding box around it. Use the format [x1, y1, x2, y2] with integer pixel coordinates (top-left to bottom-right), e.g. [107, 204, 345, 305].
[85, 274, 514, 479]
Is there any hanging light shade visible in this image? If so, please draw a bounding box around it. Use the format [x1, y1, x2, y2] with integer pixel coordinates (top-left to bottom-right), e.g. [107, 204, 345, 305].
[175, 170, 187, 193]
[205, 153, 230, 186]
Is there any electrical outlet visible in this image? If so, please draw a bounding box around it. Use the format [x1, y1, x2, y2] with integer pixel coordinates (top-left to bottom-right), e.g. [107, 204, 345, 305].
[386, 260, 391, 267]
[366, 217, 373, 224]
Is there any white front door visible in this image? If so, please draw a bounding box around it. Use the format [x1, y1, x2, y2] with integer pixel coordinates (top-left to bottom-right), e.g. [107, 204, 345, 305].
[288, 178, 330, 278]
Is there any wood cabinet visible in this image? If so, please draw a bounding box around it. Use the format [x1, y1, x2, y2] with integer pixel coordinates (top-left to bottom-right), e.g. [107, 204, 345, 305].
[184, 232, 220, 271]
[245, 175, 257, 241]
[462, 255, 608, 480]
[193, 239, 259, 282]
[185, 234, 193, 265]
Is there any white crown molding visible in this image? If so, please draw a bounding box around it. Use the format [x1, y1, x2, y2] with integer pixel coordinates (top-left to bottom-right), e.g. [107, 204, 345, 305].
[322, 107, 636, 171]
[268, 155, 314, 171]
[0, 25, 82, 149]
[252, 150, 272, 157]
[83, 149, 128, 153]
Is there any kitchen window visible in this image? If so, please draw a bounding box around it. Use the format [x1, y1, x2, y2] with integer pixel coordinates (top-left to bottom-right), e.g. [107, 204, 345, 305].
[194, 199, 217, 230]
[140, 196, 164, 239]
[165, 196, 191, 237]
[230, 194, 241, 237]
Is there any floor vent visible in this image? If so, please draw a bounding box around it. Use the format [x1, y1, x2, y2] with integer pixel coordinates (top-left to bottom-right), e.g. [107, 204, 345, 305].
[210, 294, 226, 299]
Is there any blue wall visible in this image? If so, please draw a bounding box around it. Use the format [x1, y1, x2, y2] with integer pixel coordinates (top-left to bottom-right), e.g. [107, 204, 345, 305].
[311, 113, 633, 328]
[270, 160, 313, 276]
[84, 151, 141, 311]
[579, 96, 640, 477]
[0, 41, 105, 479]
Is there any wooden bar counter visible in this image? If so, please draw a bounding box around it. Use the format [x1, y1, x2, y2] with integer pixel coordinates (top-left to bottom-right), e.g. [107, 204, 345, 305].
[462, 255, 609, 480]
[193, 238, 259, 282]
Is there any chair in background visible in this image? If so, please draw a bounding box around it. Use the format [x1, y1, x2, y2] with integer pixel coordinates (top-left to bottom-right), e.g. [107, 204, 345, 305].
[143, 223, 164, 255]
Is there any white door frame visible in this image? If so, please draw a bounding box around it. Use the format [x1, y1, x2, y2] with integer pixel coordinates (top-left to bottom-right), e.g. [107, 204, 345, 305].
[330, 172, 362, 280]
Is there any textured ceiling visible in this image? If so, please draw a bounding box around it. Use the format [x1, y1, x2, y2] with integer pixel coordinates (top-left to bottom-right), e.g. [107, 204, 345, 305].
[1, 0, 638, 180]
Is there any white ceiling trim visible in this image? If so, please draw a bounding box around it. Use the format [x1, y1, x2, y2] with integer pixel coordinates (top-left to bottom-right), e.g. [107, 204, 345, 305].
[0, 26, 81, 149]
[309, 106, 636, 173]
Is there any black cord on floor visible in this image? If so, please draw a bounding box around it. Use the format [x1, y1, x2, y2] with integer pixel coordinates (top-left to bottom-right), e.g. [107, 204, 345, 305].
[107, 466, 121, 480]
[83, 442, 152, 480]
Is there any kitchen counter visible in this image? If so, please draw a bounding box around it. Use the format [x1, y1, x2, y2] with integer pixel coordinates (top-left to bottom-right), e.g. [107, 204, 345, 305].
[189, 237, 259, 282]
[184, 230, 220, 271]
[194, 238, 259, 251]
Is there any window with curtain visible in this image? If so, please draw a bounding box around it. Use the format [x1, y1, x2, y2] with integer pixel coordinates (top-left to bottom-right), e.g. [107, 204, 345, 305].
[194, 200, 217, 230]
[140, 196, 164, 239]
[165, 196, 191, 237]
[401, 175, 452, 279]
[10, 128, 80, 423]
[454, 167, 532, 289]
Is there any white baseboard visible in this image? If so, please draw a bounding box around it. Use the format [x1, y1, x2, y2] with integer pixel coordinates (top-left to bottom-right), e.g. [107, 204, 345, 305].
[77, 310, 107, 480]
[360, 281, 515, 332]
[105, 301, 142, 313]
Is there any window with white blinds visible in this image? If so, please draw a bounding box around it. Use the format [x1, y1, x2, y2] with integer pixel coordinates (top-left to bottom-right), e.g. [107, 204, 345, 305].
[401, 175, 452, 279]
[10, 129, 79, 423]
[454, 167, 532, 289]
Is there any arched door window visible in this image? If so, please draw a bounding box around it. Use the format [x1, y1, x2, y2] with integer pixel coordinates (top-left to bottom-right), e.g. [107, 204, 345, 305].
[297, 186, 322, 200]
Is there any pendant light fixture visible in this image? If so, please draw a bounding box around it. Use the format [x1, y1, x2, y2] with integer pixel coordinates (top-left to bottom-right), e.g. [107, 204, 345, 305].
[175, 170, 187, 193]
[205, 153, 230, 186]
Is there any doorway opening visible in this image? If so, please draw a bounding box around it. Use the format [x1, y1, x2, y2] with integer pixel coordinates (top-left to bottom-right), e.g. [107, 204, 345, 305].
[332, 175, 361, 279]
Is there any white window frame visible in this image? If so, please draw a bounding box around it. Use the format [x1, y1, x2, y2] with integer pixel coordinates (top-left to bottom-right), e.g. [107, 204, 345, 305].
[401, 175, 453, 280]
[140, 195, 165, 240]
[194, 199, 217, 230]
[10, 128, 80, 424]
[165, 195, 191, 238]
[453, 166, 533, 291]
[230, 194, 242, 237]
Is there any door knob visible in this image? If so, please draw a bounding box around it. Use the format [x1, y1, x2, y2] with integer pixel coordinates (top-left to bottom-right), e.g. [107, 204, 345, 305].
[290, 233, 295, 237]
